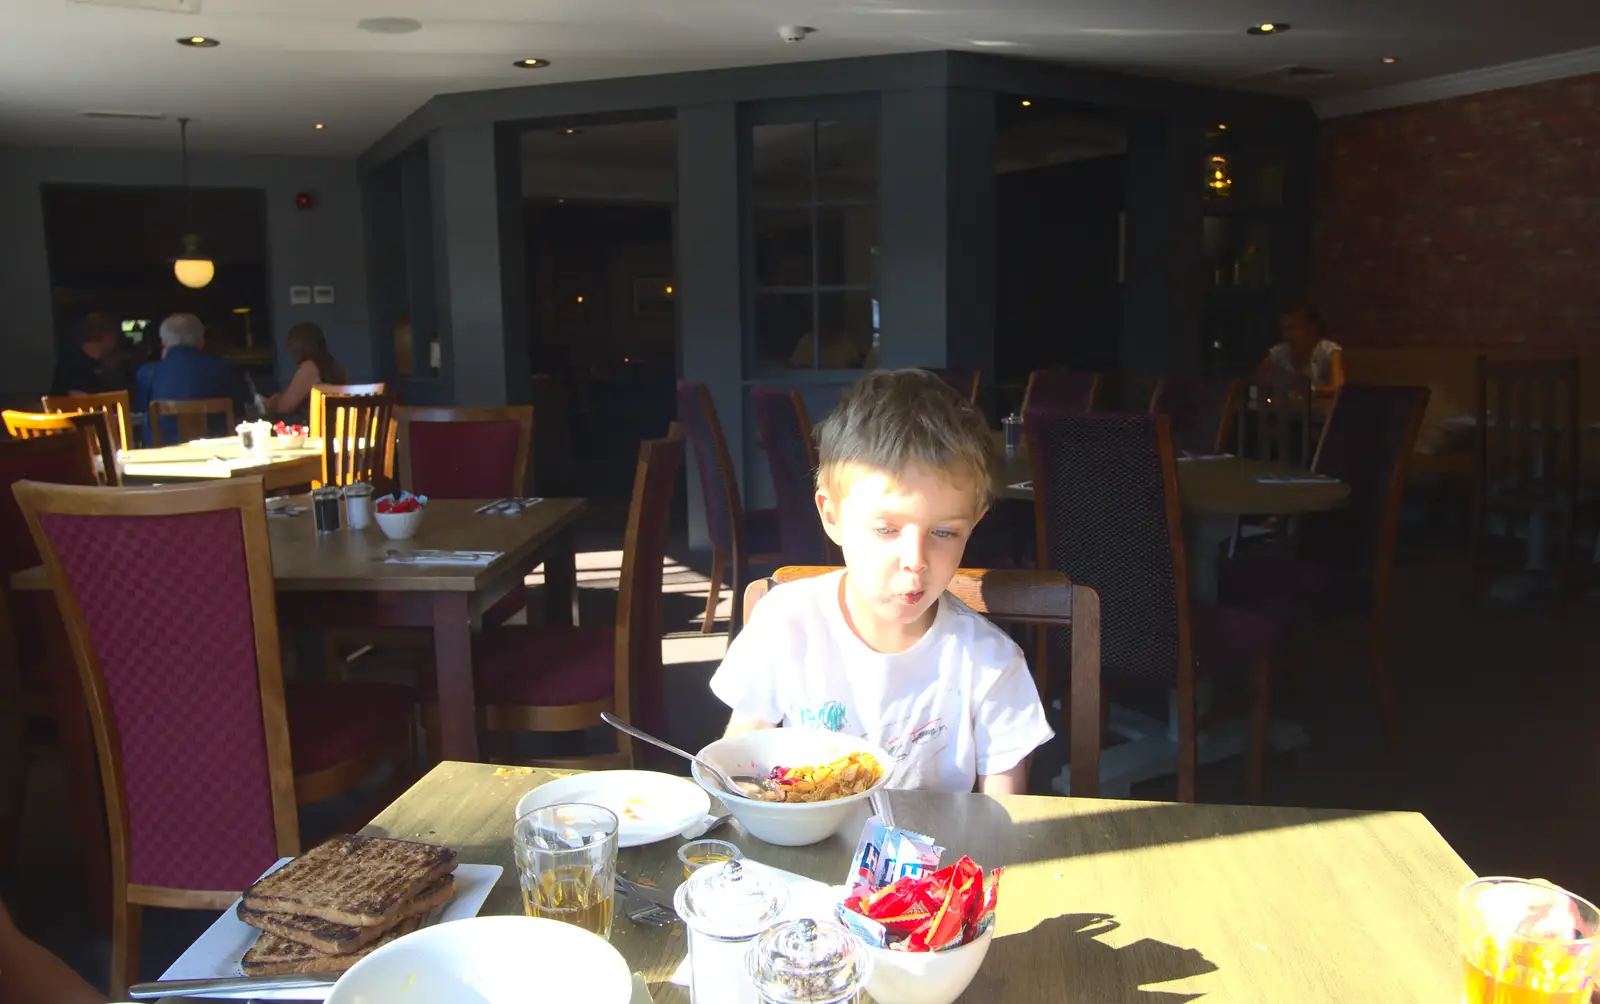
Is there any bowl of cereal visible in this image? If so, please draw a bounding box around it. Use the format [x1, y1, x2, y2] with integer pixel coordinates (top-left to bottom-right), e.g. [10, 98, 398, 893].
[692, 728, 891, 847]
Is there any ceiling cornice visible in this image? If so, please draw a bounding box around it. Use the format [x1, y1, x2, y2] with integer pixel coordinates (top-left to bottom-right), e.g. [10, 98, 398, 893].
[1314, 45, 1600, 119]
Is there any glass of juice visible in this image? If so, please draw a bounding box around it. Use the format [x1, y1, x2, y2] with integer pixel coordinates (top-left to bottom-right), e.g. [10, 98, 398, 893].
[514, 803, 620, 940]
[678, 839, 743, 879]
[1460, 877, 1600, 1004]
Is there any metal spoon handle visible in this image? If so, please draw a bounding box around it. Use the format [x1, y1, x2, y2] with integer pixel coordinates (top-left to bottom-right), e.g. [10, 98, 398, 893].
[599, 713, 739, 792]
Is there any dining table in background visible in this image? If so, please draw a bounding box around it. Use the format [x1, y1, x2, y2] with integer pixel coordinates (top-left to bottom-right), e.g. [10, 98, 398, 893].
[119, 435, 323, 492]
[354, 760, 1474, 1004]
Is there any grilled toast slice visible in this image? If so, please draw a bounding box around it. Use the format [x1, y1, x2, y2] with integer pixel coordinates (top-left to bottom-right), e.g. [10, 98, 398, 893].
[241, 835, 458, 928]
[240, 916, 425, 977]
[237, 874, 455, 954]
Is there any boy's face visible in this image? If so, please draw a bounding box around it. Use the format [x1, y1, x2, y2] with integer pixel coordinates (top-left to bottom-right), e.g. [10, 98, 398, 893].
[816, 463, 984, 633]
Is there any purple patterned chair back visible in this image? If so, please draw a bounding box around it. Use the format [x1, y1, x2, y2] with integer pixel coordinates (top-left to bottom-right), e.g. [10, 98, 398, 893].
[676, 380, 740, 556]
[1023, 369, 1102, 419]
[1028, 412, 1187, 693]
[1150, 375, 1242, 456]
[17, 480, 293, 893]
[750, 388, 829, 566]
[617, 437, 684, 741]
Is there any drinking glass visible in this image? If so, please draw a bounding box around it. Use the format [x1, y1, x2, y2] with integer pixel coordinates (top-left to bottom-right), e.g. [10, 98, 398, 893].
[679, 839, 743, 879]
[1001, 414, 1024, 454]
[1460, 877, 1600, 1004]
[514, 803, 619, 940]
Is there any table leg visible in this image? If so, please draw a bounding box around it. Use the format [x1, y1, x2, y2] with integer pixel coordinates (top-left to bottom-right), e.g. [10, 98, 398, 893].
[543, 528, 579, 627]
[1184, 515, 1237, 603]
[431, 593, 479, 763]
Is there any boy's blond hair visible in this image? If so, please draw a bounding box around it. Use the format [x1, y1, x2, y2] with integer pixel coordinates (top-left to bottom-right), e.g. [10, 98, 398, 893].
[815, 369, 1000, 512]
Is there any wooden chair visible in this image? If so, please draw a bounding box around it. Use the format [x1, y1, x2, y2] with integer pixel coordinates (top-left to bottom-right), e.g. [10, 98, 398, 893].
[1028, 411, 1282, 802]
[42, 390, 132, 452]
[678, 381, 782, 639]
[931, 368, 982, 406]
[1021, 368, 1103, 417]
[1149, 375, 1244, 456]
[13, 476, 417, 997]
[397, 405, 534, 498]
[149, 397, 235, 446]
[1469, 357, 1585, 598]
[749, 388, 837, 567]
[1235, 375, 1315, 467]
[320, 391, 398, 493]
[309, 383, 386, 442]
[3, 410, 121, 487]
[423, 435, 684, 769]
[742, 567, 1104, 797]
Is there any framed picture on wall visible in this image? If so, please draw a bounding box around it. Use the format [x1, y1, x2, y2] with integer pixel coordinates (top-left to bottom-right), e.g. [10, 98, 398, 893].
[632, 277, 675, 317]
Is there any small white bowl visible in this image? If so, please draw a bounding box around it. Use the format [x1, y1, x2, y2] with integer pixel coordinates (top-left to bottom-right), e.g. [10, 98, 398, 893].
[374, 507, 424, 540]
[326, 914, 633, 1004]
[864, 926, 994, 1004]
[276, 433, 307, 450]
[691, 728, 891, 847]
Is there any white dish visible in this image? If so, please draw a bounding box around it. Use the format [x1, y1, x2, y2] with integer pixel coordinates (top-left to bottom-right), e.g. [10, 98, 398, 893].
[328, 915, 633, 1004]
[865, 926, 994, 1004]
[515, 770, 711, 848]
[158, 860, 502, 1001]
[691, 729, 891, 847]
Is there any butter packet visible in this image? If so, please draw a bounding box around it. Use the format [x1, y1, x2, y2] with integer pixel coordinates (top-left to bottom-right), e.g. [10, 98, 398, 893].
[845, 815, 945, 900]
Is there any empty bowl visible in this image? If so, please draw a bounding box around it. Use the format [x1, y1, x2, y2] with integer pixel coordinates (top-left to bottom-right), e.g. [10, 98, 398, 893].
[691, 728, 891, 847]
[326, 915, 633, 1004]
[374, 507, 424, 540]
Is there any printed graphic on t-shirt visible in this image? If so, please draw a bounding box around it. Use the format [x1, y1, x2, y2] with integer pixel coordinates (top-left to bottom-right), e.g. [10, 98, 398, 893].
[798, 700, 849, 732]
[876, 718, 950, 763]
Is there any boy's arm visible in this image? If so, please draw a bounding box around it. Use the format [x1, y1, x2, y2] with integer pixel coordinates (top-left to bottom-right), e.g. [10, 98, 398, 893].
[978, 762, 1028, 796]
[724, 712, 779, 738]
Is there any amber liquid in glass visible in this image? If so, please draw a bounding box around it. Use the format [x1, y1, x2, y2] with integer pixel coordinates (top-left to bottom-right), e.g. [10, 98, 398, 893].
[682, 853, 734, 880]
[522, 866, 614, 939]
[1462, 953, 1590, 1004]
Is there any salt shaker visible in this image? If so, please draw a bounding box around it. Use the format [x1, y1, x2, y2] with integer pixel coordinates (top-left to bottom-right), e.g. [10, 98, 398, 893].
[343, 482, 374, 530]
[310, 486, 343, 534]
[674, 860, 790, 1004]
[746, 918, 872, 1004]
[1002, 413, 1024, 454]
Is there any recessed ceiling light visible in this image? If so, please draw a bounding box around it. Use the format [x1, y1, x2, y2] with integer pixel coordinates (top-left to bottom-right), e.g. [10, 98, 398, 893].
[514, 58, 550, 69]
[357, 17, 422, 34]
[1217, 123, 1228, 130]
[560, 128, 584, 137]
[1381, 55, 1399, 64]
[1247, 22, 1289, 35]
[177, 35, 219, 47]
[314, 123, 325, 130]
[1020, 99, 1032, 107]
[968, 40, 1017, 48]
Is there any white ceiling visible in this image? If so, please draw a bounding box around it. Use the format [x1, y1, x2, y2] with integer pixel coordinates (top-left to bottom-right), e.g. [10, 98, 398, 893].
[2, 0, 1597, 156]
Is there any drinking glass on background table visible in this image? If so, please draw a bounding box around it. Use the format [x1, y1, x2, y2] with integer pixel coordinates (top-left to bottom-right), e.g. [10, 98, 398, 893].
[1460, 877, 1600, 1004]
[679, 839, 743, 879]
[1002, 414, 1023, 454]
[514, 803, 619, 940]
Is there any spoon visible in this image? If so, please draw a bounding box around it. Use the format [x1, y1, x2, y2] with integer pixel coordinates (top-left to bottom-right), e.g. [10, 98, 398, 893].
[600, 713, 779, 800]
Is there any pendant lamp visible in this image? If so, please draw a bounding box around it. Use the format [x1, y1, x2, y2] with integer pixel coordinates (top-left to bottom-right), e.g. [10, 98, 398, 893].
[173, 117, 214, 289]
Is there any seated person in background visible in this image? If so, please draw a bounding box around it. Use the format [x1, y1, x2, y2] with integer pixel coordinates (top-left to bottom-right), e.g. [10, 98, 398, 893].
[0, 896, 105, 1003]
[135, 312, 247, 444]
[709, 369, 1053, 795]
[263, 322, 350, 423]
[1257, 304, 1344, 395]
[49, 313, 123, 397]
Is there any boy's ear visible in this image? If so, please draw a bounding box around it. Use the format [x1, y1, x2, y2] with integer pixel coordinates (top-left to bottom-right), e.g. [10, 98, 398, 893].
[815, 489, 846, 547]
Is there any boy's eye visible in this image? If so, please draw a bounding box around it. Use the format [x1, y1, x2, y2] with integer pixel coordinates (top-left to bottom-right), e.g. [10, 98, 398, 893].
[873, 526, 897, 537]
[931, 529, 959, 540]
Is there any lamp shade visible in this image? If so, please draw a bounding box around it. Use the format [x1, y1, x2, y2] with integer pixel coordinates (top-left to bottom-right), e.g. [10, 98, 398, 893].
[174, 257, 215, 289]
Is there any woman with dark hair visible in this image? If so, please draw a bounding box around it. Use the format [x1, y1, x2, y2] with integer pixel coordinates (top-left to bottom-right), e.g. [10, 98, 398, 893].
[263, 322, 350, 418]
[1256, 304, 1344, 394]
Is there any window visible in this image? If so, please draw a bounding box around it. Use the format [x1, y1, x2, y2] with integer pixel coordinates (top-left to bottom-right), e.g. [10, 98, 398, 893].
[750, 119, 879, 370]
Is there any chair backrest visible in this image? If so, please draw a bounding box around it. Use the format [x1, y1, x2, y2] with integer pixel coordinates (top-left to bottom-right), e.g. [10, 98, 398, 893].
[749, 388, 832, 566]
[1027, 411, 1190, 701]
[676, 380, 745, 558]
[13, 476, 299, 898]
[397, 405, 533, 499]
[42, 390, 132, 452]
[931, 369, 982, 406]
[3, 410, 119, 486]
[614, 436, 686, 759]
[743, 566, 1103, 797]
[1304, 385, 1430, 601]
[321, 391, 399, 491]
[149, 397, 235, 446]
[309, 383, 386, 441]
[1021, 369, 1102, 418]
[1236, 375, 1314, 467]
[1149, 375, 1244, 456]
[1475, 356, 1580, 500]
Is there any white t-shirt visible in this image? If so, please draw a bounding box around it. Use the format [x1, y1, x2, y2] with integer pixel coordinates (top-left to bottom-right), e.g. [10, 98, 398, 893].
[709, 571, 1055, 793]
[1267, 339, 1342, 387]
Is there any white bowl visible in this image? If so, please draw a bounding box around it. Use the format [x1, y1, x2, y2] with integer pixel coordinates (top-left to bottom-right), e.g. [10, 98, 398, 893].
[691, 728, 891, 847]
[374, 507, 424, 540]
[326, 915, 633, 1004]
[864, 926, 994, 1004]
[276, 433, 307, 450]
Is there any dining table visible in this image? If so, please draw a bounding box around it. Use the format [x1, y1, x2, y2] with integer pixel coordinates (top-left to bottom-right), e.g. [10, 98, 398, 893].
[349, 760, 1475, 1003]
[119, 435, 323, 492]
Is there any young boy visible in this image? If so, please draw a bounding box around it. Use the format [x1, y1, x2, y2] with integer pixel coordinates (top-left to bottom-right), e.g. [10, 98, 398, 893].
[709, 369, 1053, 795]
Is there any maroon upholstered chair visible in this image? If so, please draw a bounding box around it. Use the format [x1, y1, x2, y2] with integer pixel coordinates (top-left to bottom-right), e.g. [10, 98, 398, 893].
[749, 388, 836, 567]
[1149, 375, 1244, 456]
[424, 435, 683, 768]
[398, 405, 534, 500]
[13, 476, 416, 997]
[678, 381, 780, 638]
[1027, 411, 1280, 802]
[1021, 368, 1102, 420]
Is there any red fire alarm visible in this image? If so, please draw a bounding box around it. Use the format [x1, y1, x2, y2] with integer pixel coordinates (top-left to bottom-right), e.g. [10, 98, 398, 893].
[295, 192, 316, 210]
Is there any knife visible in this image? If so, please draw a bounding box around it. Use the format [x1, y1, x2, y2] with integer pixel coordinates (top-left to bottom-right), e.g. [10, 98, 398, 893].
[127, 972, 340, 998]
[615, 874, 678, 914]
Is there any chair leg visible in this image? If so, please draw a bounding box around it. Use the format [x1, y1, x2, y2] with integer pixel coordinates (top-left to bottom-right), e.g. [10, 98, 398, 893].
[1369, 613, 1402, 750]
[701, 547, 726, 634]
[1176, 677, 1198, 803]
[729, 558, 746, 640]
[1246, 653, 1274, 802]
[110, 895, 142, 1000]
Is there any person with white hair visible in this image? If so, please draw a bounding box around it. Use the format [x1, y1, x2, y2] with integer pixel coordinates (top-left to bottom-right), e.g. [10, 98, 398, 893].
[134, 312, 247, 444]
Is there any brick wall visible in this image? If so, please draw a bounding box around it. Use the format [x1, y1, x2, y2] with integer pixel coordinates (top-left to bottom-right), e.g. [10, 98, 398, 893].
[1311, 73, 1598, 348]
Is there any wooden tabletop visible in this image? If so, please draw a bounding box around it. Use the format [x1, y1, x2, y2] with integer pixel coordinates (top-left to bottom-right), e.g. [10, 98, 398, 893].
[121, 437, 323, 490]
[368, 761, 1473, 1003]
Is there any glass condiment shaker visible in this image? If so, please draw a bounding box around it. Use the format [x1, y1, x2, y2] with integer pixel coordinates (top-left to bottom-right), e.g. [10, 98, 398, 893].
[747, 918, 872, 1004]
[310, 486, 343, 533]
[674, 860, 790, 1004]
[343, 482, 375, 530]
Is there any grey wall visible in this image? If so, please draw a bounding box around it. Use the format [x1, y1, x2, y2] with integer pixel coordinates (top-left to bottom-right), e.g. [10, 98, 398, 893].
[0, 145, 372, 394]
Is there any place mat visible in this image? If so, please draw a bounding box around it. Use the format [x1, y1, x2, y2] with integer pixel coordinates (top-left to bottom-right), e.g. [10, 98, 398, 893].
[1255, 474, 1337, 485]
[474, 497, 544, 515]
[1178, 452, 1234, 462]
[267, 504, 306, 518]
[382, 549, 502, 565]
[1008, 480, 1032, 491]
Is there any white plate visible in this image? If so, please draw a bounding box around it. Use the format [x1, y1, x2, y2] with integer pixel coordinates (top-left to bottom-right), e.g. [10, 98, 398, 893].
[158, 860, 502, 1001]
[514, 771, 711, 848]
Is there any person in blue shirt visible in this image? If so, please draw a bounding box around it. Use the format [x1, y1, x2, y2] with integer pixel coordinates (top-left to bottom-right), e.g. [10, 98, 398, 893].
[135, 313, 248, 445]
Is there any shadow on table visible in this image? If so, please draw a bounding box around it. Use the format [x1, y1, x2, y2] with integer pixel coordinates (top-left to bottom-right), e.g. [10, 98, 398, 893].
[965, 912, 1217, 1003]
